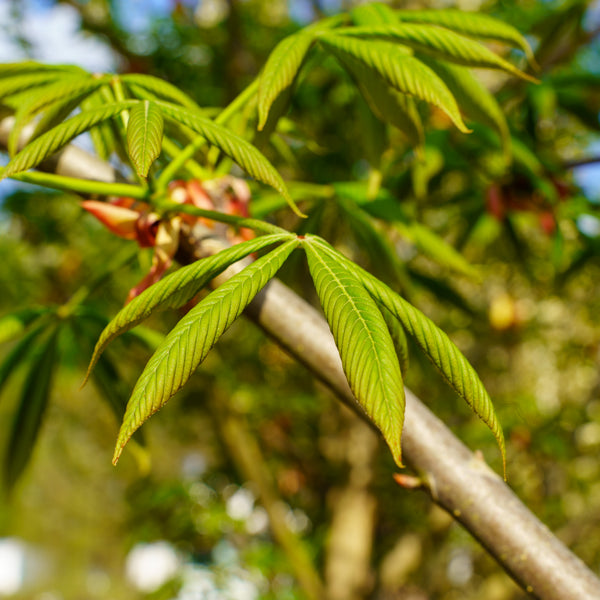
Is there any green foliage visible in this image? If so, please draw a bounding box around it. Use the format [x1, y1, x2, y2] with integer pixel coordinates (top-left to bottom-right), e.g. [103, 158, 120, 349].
[113, 239, 299, 462]
[85, 233, 292, 383]
[4, 326, 59, 488]
[304, 238, 405, 466]
[126, 100, 164, 178]
[0, 0, 543, 492]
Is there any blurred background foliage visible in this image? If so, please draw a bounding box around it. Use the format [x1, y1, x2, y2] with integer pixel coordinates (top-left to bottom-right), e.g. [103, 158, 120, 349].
[1, 0, 600, 598]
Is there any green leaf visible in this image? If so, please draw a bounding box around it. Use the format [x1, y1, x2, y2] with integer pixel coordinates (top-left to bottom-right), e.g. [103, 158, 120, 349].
[8, 75, 105, 156]
[380, 305, 409, 375]
[1, 101, 136, 179]
[340, 48, 424, 147]
[0, 321, 47, 393]
[334, 193, 408, 284]
[303, 237, 405, 466]
[337, 24, 536, 82]
[0, 72, 64, 101]
[113, 238, 298, 462]
[258, 31, 316, 131]
[314, 237, 505, 474]
[85, 233, 290, 384]
[126, 100, 164, 178]
[4, 326, 60, 489]
[395, 9, 536, 66]
[156, 101, 303, 216]
[122, 74, 202, 110]
[418, 56, 510, 160]
[401, 221, 479, 280]
[318, 35, 470, 133]
[351, 2, 398, 26]
[0, 62, 84, 78]
[345, 2, 424, 147]
[80, 91, 119, 161]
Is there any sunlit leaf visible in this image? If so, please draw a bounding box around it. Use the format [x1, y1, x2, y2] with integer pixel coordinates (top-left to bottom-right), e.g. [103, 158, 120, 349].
[85, 233, 290, 384]
[4, 326, 60, 489]
[155, 101, 303, 216]
[258, 31, 316, 130]
[126, 100, 164, 178]
[313, 237, 506, 474]
[304, 237, 405, 466]
[339, 49, 424, 147]
[113, 238, 298, 462]
[1, 101, 136, 179]
[337, 24, 536, 82]
[122, 73, 202, 110]
[0, 72, 65, 101]
[318, 34, 470, 132]
[8, 75, 105, 156]
[395, 9, 536, 65]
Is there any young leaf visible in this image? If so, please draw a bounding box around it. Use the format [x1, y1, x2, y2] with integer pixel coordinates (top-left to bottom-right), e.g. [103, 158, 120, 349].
[1, 101, 136, 179]
[303, 237, 405, 467]
[258, 31, 316, 131]
[155, 101, 303, 216]
[0, 72, 64, 101]
[318, 35, 470, 133]
[85, 233, 290, 384]
[127, 100, 164, 178]
[395, 9, 536, 65]
[349, 57, 423, 148]
[339, 24, 536, 81]
[8, 75, 105, 156]
[4, 326, 60, 489]
[418, 56, 510, 159]
[313, 237, 506, 473]
[122, 74, 202, 110]
[351, 2, 397, 26]
[113, 238, 298, 462]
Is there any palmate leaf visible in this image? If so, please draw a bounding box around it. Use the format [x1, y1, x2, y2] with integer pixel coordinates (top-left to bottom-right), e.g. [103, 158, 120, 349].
[337, 24, 536, 82]
[303, 237, 405, 467]
[418, 56, 510, 159]
[155, 101, 303, 216]
[8, 75, 106, 156]
[5, 326, 60, 489]
[395, 8, 536, 65]
[313, 237, 506, 474]
[1, 101, 136, 179]
[113, 238, 298, 462]
[85, 233, 290, 384]
[318, 35, 470, 133]
[258, 31, 316, 131]
[127, 100, 164, 178]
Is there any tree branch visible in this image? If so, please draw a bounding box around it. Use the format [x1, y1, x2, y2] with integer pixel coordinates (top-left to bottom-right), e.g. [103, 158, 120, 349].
[2, 118, 600, 599]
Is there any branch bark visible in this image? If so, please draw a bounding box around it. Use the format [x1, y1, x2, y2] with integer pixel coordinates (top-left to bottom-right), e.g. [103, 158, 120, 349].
[2, 118, 600, 599]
